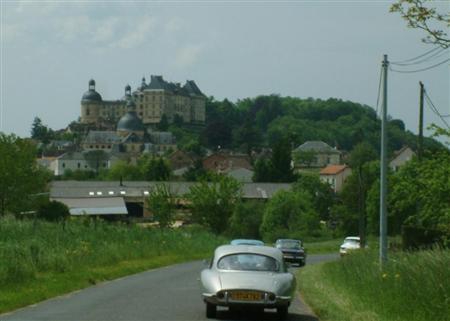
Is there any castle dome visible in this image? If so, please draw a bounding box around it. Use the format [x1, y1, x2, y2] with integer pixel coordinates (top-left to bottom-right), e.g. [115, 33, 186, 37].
[117, 99, 144, 132]
[81, 79, 102, 102]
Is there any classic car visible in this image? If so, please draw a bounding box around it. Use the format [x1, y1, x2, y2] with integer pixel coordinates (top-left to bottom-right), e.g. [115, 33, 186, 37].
[340, 236, 363, 256]
[230, 239, 265, 246]
[275, 239, 307, 266]
[201, 245, 296, 320]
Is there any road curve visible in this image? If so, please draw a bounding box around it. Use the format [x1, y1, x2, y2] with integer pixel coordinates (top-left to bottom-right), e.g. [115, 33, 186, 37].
[1, 253, 338, 321]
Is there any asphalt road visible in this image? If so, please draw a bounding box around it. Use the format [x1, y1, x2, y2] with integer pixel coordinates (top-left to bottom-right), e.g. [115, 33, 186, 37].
[1, 253, 338, 321]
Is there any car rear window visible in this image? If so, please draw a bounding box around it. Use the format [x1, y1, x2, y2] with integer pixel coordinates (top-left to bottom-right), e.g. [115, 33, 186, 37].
[217, 254, 279, 272]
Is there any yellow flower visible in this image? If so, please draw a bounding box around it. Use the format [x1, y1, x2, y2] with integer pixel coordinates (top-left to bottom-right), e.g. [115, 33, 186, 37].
[382, 273, 388, 278]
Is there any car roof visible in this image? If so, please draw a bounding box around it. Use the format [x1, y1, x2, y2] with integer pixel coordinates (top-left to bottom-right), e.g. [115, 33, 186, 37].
[230, 239, 264, 246]
[214, 245, 284, 262]
[344, 236, 360, 241]
[276, 239, 301, 243]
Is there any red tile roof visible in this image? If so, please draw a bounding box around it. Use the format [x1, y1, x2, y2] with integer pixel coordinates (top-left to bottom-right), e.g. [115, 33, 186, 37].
[320, 165, 348, 175]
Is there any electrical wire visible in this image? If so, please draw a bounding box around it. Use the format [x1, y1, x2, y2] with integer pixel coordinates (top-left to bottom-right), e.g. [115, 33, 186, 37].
[424, 91, 450, 130]
[389, 58, 450, 73]
[390, 46, 442, 64]
[390, 47, 449, 66]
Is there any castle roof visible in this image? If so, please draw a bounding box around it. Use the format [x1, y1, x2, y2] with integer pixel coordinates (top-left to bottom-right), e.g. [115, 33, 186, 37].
[117, 111, 144, 132]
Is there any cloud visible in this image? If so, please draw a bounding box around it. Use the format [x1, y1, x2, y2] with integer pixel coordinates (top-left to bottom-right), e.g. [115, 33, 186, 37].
[113, 16, 157, 49]
[92, 17, 121, 44]
[54, 15, 92, 42]
[174, 44, 204, 68]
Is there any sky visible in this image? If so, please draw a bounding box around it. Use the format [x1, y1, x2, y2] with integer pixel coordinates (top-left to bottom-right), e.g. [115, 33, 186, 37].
[1, 0, 449, 141]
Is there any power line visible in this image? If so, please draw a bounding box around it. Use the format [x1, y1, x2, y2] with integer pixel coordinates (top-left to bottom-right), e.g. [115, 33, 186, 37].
[424, 91, 450, 130]
[390, 58, 450, 73]
[391, 47, 449, 66]
[390, 46, 442, 64]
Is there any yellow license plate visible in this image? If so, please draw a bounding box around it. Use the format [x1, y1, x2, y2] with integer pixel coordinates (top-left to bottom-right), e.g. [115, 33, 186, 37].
[230, 291, 262, 301]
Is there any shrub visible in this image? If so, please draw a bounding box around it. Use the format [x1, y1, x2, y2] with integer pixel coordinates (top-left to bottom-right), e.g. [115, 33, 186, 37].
[36, 201, 70, 221]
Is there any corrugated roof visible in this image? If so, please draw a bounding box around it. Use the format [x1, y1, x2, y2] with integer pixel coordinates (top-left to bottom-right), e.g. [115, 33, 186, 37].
[52, 197, 128, 215]
[294, 141, 340, 154]
[50, 181, 292, 199]
[320, 165, 348, 175]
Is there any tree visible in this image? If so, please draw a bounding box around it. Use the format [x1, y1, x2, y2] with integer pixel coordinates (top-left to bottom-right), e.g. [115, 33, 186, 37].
[348, 142, 378, 247]
[227, 201, 264, 239]
[391, 0, 450, 47]
[252, 159, 273, 182]
[139, 156, 171, 181]
[183, 159, 208, 182]
[187, 175, 241, 234]
[31, 117, 54, 144]
[293, 174, 335, 221]
[107, 160, 141, 181]
[37, 200, 70, 221]
[260, 189, 320, 242]
[157, 114, 169, 131]
[270, 137, 295, 182]
[147, 184, 175, 229]
[0, 134, 50, 216]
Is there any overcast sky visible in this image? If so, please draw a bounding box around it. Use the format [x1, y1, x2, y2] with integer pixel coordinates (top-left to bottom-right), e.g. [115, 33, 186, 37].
[1, 0, 449, 140]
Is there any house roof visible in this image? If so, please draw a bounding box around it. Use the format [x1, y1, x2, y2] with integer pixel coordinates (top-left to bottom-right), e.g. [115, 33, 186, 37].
[320, 164, 349, 175]
[294, 141, 341, 154]
[84, 131, 121, 144]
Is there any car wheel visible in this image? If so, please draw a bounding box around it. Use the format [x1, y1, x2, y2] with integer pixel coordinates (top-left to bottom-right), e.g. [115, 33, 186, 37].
[206, 302, 216, 318]
[277, 306, 288, 320]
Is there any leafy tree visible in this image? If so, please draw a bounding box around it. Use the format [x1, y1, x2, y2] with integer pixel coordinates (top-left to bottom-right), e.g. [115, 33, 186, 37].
[391, 0, 449, 47]
[157, 114, 169, 131]
[260, 189, 320, 242]
[293, 174, 335, 221]
[187, 175, 241, 233]
[31, 117, 54, 144]
[252, 159, 273, 182]
[367, 151, 450, 234]
[0, 133, 50, 216]
[201, 120, 232, 149]
[338, 160, 380, 237]
[348, 142, 378, 247]
[83, 150, 109, 175]
[37, 200, 70, 221]
[107, 160, 142, 181]
[61, 169, 97, 180]
[270, 137, 295, 182]
[139, 156, 171, 181]
[147, 184, 175, 229]
[173, 114, 184, 127]
[227, 201, 264, 239]
[183, 159, 209, 182]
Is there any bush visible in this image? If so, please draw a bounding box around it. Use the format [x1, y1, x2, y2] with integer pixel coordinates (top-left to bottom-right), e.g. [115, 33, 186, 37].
[37, 201, 70, 221]
[402, 225, 448, 250]
[227, 201, 264, 239]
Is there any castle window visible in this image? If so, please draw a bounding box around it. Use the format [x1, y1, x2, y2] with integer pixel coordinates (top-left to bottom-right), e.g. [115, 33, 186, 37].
[77, 163, 81, 169]
[62, 163, 66, 168]
[86, 109, 90, 116]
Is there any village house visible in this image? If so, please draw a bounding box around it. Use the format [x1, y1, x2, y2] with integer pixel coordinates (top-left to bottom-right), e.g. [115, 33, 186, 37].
[319, 164, 352, 193]
[293, 141, 341, 168]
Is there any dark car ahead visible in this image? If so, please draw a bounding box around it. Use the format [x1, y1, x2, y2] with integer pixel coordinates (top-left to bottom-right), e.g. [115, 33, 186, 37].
[275, 239, 306, 266]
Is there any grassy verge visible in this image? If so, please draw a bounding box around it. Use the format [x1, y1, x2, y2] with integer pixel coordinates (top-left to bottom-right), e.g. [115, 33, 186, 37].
[298, 249, 450, 321]
[0, 216, 226, 313]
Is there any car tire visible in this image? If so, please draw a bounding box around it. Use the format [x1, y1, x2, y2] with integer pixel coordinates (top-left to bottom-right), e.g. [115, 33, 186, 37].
[277, 306, 288, 320]
[206, 302, 216, 318]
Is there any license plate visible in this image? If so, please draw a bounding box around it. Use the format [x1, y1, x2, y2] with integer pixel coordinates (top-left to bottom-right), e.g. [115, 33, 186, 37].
[230, 291, 262, 301]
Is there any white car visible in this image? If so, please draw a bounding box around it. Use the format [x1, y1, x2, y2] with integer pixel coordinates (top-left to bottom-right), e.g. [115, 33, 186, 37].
[339, 236, 362, 256]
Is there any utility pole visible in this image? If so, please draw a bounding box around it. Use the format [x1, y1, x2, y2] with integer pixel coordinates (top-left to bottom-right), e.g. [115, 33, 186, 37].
[380, 54, 389, 267]
[418, 81, 424, 160]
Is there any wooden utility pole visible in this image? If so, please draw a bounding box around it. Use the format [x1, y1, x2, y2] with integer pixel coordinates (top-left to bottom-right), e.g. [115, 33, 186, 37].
[418, 81, 424, 160]
[380, 54, 389, 266]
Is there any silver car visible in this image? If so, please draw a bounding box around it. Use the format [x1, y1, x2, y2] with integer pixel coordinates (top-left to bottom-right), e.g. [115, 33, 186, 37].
[201, 245, 296, 320]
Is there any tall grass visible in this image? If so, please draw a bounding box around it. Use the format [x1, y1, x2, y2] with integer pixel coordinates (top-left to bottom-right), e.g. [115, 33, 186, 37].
[0, 215, 225, 286]
[299, 249, 450, 321]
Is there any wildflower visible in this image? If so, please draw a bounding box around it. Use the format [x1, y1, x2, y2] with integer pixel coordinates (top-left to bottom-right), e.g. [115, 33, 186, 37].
[395, 274, 400, 278]
[382, 273, 388, 279]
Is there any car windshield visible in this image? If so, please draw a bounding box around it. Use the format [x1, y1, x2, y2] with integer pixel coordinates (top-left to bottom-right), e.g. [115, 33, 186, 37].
[344, 239, 360, 245]
[277, 240, 301, 249]
[217, 254, 279, 272]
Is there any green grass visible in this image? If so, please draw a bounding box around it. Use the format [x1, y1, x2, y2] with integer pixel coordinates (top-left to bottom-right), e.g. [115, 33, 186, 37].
[0, 216, 226, 313]
[298, 249, 450, 321]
